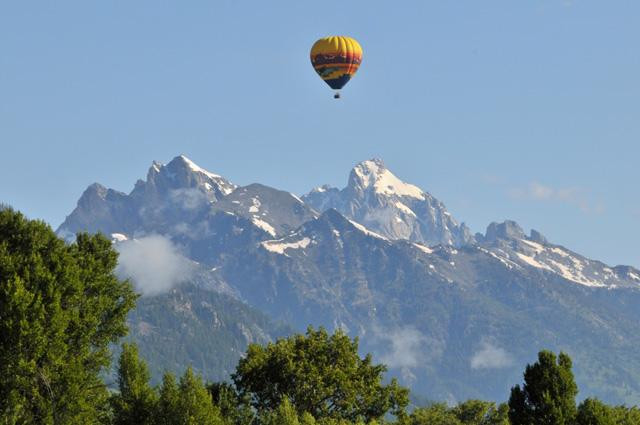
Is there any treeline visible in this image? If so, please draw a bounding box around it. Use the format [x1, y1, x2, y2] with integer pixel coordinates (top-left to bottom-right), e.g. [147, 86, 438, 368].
[108, 330, 640, 425]
[1, 207, 639, 424]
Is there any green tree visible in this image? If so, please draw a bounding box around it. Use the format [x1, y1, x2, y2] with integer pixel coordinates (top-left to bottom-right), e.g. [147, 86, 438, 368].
[405, 403, 462, 425]
[508, 350, 578, 425]
[405, 400, 508, 425]
[110, 343, 157, 425]
[260, 397, 301, 425]
[452, 400, 509, 425]
[576, 398, 615, 425]
[232, 326, 409, 423]
[0, 208, 137, 424]
[157, 373, 181, 425]
[208, 381, 255, 425]
[608, 405, 640, 425]
[158, 368, 224, 425]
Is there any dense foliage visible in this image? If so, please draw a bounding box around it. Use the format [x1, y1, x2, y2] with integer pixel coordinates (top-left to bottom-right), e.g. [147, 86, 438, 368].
[232, 327, 409, 422]
[0, 207, 137, 424]
[508, 351, 578, 425]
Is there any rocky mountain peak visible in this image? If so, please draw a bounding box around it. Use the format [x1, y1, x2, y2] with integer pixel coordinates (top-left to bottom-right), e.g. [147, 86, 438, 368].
[303, 159, 473, 247]
[79, 183, 109, 202]
[129, 156, 237, 207]
[485, 220, 526, 242]
[347, 159, 426, 200]
[529, 229, 548, 244]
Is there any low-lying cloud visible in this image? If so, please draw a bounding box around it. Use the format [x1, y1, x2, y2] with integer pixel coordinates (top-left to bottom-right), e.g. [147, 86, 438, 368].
[116, 235, 195, 296]
[170, 188, 209, 210]
[470, 341, 514, 370]
[373, 326, 428, 369]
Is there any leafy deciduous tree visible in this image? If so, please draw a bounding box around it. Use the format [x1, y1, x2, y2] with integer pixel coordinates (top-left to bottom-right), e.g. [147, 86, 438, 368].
[576, 398, 616, 425]
[0, 208, 137, 424]
[232, 326, 408, 423]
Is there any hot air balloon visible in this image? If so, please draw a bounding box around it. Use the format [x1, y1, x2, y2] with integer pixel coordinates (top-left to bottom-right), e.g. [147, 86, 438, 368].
[310, 36, 362, 99]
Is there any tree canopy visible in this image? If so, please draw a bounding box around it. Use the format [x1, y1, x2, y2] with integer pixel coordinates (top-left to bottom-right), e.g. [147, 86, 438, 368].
[0, 207, 137, 423]
[232, 326, 409, 422]
[508, 350, 578, 425]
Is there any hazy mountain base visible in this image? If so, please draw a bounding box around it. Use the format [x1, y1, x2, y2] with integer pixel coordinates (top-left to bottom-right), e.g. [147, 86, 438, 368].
[106, 284, 292, 387]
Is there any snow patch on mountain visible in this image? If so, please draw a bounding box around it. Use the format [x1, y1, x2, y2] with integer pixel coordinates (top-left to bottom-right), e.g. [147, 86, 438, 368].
[413, 243, 433, 254]
[261, 237, 312, 255]
[249, 197, 261, 213]
[347, 219, 388, 240]
[395, 201, 417, 217]
[251, 218, 276, 236]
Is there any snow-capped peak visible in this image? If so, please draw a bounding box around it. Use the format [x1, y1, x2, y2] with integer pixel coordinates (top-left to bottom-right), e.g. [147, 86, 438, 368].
[350, 159, 426, 200]
[176, 155, 224, 181]
[303, 159, 474, 247]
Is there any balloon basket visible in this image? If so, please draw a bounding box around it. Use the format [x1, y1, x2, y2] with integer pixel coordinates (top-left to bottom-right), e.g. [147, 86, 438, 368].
[334, 92, 341, 99]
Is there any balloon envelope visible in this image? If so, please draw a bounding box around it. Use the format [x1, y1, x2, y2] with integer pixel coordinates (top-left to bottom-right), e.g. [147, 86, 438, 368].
[310, 36, 363, 91]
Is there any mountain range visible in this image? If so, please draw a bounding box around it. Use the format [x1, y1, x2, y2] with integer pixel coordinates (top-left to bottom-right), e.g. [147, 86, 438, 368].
[57, 155, 640, 404]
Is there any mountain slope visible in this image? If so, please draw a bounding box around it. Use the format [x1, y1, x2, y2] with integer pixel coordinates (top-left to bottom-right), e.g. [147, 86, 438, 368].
[211, 183, 318, 238]
[111, 283, 290, 386]
[217, 210, 640, 403]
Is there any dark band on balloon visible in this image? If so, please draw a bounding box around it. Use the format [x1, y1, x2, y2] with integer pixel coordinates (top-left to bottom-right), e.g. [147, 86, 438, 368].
[323, 74, 352, 90]
[311, 54, 362, 66]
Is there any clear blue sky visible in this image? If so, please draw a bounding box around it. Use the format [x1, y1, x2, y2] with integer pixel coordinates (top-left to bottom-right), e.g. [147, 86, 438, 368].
[1, 1, 638, 268]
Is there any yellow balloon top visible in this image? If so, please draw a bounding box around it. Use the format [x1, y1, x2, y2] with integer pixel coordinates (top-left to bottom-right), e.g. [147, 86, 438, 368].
[310, 36, 363, 59]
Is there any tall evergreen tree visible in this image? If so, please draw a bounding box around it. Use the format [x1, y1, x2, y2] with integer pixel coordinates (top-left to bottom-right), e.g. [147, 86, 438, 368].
[157, 373, 181, 425]
[110, 343, 157, 425]
[158, 368, 224, 425]
[0, 208, 137, 424]
[177, 367, 224, 425]
[508, 350, 578, 425]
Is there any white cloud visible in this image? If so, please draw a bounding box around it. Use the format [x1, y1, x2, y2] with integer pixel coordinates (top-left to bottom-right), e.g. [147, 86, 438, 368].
[470, 341, 514, 369]
[115, 235, 195, 296]
[169, 188, 209, 210]
[373, 326, 428, 369]
[509, 182, 604, 214]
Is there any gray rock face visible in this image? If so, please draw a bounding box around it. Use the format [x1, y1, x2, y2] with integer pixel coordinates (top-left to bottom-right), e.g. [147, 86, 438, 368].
[211, 183, 318, 238]
[485, 220, 525, 242]
[302, 159, 474, 247]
